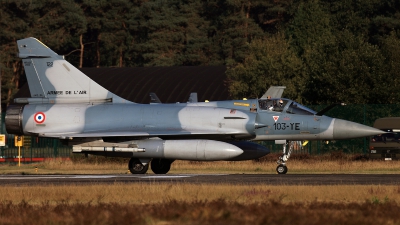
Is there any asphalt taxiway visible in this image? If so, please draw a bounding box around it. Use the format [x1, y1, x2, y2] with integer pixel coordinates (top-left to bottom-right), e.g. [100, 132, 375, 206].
[0, 174, 399, 186]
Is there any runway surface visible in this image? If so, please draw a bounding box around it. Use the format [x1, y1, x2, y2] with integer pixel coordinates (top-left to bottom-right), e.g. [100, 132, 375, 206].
[0, 174, 399, 186]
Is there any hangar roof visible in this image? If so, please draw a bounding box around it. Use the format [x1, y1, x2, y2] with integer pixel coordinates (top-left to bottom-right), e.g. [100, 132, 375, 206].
[15, 66, 230, 103]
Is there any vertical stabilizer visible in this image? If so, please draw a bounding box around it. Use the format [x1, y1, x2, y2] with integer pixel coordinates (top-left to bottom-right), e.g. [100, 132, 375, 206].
[261, 86, 286, 99]
[17, 37, 130, 103]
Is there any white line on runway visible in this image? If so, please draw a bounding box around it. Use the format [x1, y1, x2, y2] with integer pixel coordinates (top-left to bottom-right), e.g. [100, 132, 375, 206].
[136, 174, 228, 179]
[0, 175, 117, 179]
[0, 175, 194, 179]
[0, 174, 227, 180]
[134, 175, 192, 179]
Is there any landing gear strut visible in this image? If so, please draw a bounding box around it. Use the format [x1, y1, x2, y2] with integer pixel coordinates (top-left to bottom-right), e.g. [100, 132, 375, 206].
[128, 158, 149, 174]
[151, 158, 173, 174]
[276, 141, 298, 174]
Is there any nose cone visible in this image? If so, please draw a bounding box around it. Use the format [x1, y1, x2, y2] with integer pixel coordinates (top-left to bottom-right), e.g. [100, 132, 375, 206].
[333, 119, 386, 139]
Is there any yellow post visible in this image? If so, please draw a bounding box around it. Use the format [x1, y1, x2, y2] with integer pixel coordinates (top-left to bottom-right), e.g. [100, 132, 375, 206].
[18, 146, 21, 167]
[14, 136, 24, 167]
[0, 135, 5, 147]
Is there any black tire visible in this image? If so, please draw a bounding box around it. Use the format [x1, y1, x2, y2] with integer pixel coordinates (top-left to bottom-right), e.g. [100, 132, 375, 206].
[128, 158, 149, 174]
[276, 164, 288, 174]
[151, 158, 172, 174]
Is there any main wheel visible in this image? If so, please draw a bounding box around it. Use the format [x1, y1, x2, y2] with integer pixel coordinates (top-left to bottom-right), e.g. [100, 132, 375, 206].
[128, 158, 149, 174]
[276, 164, 288, 174]
[151, 158, 172, 174]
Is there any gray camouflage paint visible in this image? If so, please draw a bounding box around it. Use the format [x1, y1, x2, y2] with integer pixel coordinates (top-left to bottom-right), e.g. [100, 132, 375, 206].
[7, 38, 385, 163]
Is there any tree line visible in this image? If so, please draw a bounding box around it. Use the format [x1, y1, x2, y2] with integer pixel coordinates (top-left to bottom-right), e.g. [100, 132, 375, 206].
[0, 0, 399, 107]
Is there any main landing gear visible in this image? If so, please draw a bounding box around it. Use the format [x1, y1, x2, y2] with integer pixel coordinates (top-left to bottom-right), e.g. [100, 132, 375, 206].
[151, 158, 173, 174]
[128, 158, 174, 174]
[128, 158, 149, 174]
[276, 141, 299, 174]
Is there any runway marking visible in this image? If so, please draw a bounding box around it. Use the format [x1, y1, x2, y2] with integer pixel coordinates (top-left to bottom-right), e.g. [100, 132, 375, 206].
[0, 174, 227, 180]
[0, 176, 67, 180]
[0, 175, 118, 179]
[135, 175, 192, 179]
[73, 175, 118, 179]
[132, 174, 227, 179]
[0, 175, 195, 180]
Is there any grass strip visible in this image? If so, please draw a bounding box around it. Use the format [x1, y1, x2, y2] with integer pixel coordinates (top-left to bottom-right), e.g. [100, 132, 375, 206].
[0, 199, 399, 225]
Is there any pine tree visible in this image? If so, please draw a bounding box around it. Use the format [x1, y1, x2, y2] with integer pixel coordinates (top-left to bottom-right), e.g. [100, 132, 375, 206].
[226, 33, 304, 101]
[0, 1, 30, 106]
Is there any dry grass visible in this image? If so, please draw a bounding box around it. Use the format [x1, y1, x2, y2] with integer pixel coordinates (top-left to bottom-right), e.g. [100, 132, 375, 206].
[0, 184, 400, 224]
[0, 153, 399, 174]
[1, 199, 399, 225]
[1, 183, 399, 205]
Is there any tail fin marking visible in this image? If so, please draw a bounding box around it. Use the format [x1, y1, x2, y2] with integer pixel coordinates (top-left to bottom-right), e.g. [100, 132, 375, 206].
[17, 37, 130, 104]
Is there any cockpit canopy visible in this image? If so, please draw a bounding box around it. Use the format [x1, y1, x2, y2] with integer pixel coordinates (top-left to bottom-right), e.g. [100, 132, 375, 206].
[258, 98, 316, 115]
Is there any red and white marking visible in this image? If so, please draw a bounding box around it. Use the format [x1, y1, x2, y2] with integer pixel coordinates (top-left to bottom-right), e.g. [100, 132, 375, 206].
[273, 116, 279, 123]
[34, 112, 46, 124]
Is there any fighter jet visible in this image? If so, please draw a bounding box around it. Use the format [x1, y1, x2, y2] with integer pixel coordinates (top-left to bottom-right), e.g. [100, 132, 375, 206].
[5, 37, 385, 174]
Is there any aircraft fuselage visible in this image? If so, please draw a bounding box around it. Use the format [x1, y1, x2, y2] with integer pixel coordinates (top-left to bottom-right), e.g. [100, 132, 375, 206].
[7, 99, 378, 142]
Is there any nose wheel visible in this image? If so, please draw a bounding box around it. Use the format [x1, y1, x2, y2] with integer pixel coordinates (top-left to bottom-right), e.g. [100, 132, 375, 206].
[276, 164, 288, 174]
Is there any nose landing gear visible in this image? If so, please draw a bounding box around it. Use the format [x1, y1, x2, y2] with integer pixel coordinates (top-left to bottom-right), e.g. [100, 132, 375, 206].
[276, 141, 300, 174]
[276, 164, 288, 174]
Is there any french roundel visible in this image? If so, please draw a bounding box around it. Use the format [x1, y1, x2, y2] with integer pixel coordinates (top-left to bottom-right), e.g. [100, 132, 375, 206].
[34, 112, 46, 124]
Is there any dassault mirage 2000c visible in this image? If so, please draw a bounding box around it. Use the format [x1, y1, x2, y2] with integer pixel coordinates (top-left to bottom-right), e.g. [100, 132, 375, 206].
[5, 37, 385, 174]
